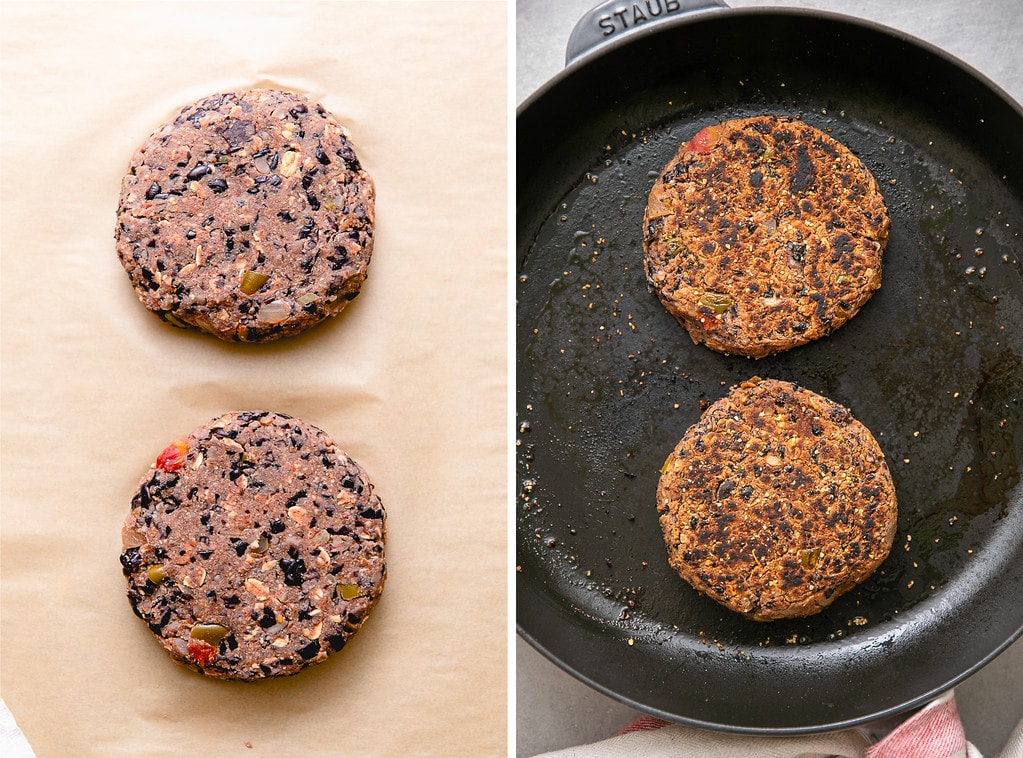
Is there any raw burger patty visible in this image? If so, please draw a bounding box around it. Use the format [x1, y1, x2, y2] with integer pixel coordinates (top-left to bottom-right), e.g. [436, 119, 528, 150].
[643, 115, 890, 358]
[120, 411, 386, 679]
[116, 88, 375, 343]
[656, 377, 897, 620]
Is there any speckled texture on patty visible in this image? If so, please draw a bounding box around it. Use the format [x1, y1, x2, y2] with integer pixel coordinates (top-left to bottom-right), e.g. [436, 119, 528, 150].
[644, 115, 889, 358]
[116, 88, 375, 342]
[120, 411, 386, 679]
[657, 377, 897, 620]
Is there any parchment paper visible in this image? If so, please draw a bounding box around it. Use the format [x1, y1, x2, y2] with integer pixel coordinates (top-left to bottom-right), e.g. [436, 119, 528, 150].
[0, 2, 508, 755]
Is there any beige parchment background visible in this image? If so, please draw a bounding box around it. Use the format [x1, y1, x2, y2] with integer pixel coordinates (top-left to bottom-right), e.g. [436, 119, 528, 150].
[0, 2, 508, 755]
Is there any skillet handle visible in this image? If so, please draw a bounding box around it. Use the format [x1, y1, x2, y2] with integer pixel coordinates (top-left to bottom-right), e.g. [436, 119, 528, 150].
[567, 0, 728, 64]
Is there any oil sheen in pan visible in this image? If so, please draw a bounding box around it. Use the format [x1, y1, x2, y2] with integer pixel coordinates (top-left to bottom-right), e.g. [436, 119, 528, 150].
[517, 103, 1023, 653]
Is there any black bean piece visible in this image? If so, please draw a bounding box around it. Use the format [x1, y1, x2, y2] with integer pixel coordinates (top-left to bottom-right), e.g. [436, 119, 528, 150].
[288, 103, 308, 118]
[268, 152, 280, 171]
[335, 142, 360, 170]
[297, 640, 321, 660]
[315, 147, 331, 165]
[145, 182, 161, 200]
[257, 607, 278, 628]
[285, 490, 308, 508]
[207, 178, 228, 194]
[220, 118, 254, 148]
[279, 557, 306, 587]
[306, 192, 320, 211]
[716, 479, 736, 500]
[186, 163, 211, 180]
[120, 548, 142, 576]
[325, 633, 346, 652]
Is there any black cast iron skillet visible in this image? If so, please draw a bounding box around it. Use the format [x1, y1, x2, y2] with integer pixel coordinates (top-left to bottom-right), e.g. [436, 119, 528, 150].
[517, 0, 1023, 733]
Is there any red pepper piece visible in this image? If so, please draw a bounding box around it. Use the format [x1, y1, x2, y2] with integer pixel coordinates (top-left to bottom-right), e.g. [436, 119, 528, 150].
[187, 639, 216, 667]
[685, 125, 722, 155]
[156, 440, 189, 472]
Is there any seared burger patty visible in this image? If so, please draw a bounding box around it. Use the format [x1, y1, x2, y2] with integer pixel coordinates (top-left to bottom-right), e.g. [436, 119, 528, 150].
[644, 115, 890, 358]
[657, 377, 897, 620]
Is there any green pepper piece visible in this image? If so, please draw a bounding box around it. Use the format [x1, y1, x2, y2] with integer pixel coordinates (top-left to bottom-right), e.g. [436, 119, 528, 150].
[339, 583, 362, 600]
[698, 292, 734, 314]
[240, 270, 270, 295]
[798, 547, 822, 569]
[190, 623, 229, 645]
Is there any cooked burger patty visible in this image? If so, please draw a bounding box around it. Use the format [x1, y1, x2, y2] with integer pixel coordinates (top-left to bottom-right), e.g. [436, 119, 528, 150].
[657, 377, 897, 620]
[116, 88, 375, 343]
[643, 115, 890, 358]
[120, 411, 386, 679]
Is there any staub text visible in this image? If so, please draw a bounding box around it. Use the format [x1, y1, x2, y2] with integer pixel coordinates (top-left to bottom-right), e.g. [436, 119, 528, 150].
[597, 0, 683, 36]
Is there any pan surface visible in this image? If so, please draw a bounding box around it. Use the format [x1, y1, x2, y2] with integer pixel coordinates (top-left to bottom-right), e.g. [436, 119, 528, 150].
[516, 7, 1023, 732]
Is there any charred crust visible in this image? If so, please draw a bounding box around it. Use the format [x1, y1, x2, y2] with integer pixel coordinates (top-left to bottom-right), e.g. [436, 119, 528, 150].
[643, 115, 889, 358]
[657, 377, 897, 620]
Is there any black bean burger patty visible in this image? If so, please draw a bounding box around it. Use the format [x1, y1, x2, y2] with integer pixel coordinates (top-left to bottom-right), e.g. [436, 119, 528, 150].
[657, 377, 897, 620]
[116, 88, 375, 343]
[643, 115, 889, 358]
[120, 411, 385, 679]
